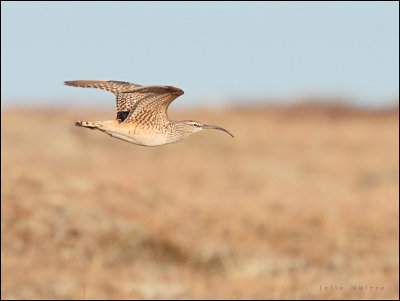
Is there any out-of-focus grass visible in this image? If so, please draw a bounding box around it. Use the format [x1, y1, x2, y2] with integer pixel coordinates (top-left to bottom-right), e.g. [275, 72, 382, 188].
[1, 104, 399, 299]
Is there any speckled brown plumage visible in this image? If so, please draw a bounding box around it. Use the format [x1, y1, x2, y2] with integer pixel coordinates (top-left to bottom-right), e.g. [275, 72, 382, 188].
[66, 80, 234, 146]
[64, 80, 142, 118]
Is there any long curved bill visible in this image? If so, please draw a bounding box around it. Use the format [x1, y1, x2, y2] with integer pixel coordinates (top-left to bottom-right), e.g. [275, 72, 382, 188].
[202, 124, 234, 138]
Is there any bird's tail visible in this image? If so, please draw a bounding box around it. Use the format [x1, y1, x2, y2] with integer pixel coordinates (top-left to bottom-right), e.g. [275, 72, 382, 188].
[75, 120, 104, 129]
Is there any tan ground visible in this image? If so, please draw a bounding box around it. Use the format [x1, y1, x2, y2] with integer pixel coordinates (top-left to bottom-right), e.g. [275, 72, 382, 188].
[1, 104, 399, 299]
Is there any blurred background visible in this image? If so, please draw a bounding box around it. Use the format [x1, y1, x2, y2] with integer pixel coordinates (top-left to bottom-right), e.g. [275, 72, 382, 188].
[1, 2, 399, 299]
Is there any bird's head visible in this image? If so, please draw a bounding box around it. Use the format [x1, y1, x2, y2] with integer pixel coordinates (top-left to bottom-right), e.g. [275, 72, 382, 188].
[175, 120, 234, 138]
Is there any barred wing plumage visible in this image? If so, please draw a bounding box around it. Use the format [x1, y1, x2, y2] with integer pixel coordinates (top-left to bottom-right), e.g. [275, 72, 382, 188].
[120, 86, 184, 124]
[64, 80, 144, 120]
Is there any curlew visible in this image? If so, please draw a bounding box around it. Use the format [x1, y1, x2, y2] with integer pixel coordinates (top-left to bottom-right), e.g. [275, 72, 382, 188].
[65, 80, 234, 146]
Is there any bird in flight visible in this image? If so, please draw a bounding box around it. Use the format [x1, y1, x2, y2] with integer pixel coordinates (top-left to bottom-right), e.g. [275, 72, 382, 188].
[65, 80, 234, 146]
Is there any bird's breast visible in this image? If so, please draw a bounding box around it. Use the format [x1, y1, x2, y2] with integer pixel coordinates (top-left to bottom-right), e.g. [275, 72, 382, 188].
[105, 123, 174, 146]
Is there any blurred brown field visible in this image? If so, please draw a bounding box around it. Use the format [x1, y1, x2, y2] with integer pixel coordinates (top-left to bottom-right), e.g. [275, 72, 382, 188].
[1, 103, 399, 300]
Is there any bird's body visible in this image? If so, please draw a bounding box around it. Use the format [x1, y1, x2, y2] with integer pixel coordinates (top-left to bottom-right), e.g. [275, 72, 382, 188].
[66, 80, 233, 146]
[76, 119, 195, 146]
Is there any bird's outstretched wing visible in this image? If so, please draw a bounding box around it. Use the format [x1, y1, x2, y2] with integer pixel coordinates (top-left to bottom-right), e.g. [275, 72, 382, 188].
[120, 86, 184, 124]
[64, 80, 143, 121]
